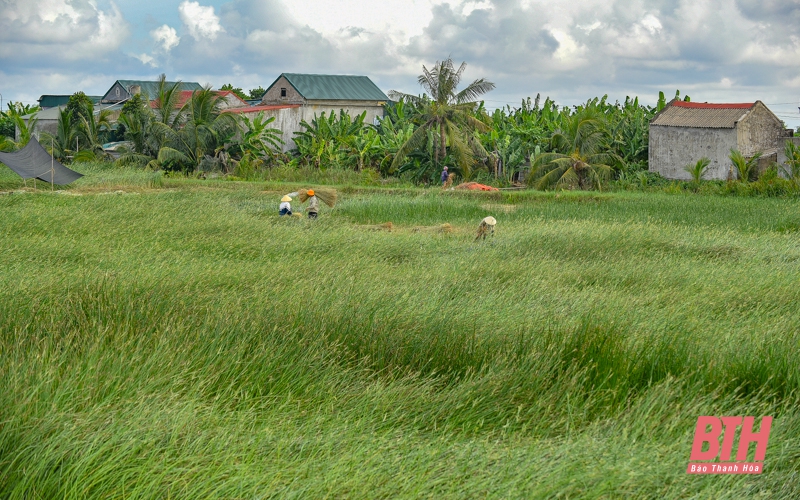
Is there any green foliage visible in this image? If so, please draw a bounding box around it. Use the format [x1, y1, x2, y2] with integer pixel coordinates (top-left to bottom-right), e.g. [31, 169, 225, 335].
[231, 113, 286, 178]
[0, 104, 39, 152]
[239, 112, 284, 158]
[154, 87, 240, 173]
[530, 108, 618, 190]
[729, 149, 763, 183]
[65, 91, 95, 128]
[781, 140, 800, 188]
[39, 99, 112, 163]
[293, 110, 368, 170]
[117, 93, 156, 162]
[656, 89, 689, 111]
[41, 108, 77, 162]
[684, 157, 711, 183]
[249, 86, 267, 99]
[389, 57, 495, 178]
[0, 102, 40, 140]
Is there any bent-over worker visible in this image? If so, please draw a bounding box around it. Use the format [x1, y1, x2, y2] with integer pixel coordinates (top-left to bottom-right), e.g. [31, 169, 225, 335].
[475, 216, 497, 241]
[279, 195, 293, 216]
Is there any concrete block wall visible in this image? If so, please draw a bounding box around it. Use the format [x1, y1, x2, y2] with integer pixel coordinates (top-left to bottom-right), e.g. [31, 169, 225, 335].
[261, 76, 304, 106]
[649, 125, 738, 180]
[737, 103, 784, 157]
[777, 137, 800, 178]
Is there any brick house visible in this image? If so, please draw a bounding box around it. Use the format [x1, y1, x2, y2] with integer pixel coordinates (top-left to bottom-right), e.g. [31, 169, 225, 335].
[225, 73, 389, 151]
[649, 100, 791, 180]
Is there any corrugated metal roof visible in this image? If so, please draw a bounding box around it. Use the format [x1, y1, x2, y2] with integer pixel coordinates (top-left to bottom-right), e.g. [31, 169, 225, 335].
[22, 102, 124, 121]
[651, 101, 755, 128]
[148, 90, 249, 109]
[670, 101, 754, 110]
[278, 73, 388, 101]
[114, 80, 203, 99]
[37, 95, 103, 108]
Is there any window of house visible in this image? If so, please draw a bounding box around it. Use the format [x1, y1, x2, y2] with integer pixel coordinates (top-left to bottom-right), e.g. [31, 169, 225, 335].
[280, 88, 287, 98]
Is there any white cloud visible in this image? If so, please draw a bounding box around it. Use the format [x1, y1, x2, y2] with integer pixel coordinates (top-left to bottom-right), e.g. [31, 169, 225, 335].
[151, 25, 180, 52]
[462, 1, 493, 16]
[640, 14, 662, 35]
[134, 53, 156, 67]
[549, 28, 586, 67]
[179, 1, 225, 41]
[0, 0, 129, 61]
[578, 21, 602, 33]
[4, 0, 800, 129]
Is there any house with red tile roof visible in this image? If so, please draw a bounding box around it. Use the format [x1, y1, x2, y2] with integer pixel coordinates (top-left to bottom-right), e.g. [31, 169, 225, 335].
[148, 90, 249, 110]
[649, 100, 792, 180]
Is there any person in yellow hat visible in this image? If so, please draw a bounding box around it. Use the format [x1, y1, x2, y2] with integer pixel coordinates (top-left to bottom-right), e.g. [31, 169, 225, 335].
[306, 189, 319, 219]
[279, 194, 293, 216]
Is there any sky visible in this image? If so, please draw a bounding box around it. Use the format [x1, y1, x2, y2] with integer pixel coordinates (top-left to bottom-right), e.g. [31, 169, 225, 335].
[2, 0, 800, 127]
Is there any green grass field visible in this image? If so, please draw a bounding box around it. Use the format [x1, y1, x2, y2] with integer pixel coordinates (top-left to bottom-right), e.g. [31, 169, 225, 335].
[2, 165, 800, 498]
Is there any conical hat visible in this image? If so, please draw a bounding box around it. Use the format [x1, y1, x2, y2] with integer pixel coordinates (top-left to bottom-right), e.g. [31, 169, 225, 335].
[281, 195, 292, 202]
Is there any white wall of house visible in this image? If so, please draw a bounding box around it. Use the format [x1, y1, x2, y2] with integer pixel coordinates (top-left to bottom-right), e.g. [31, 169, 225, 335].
[649, 125, 737, 180]
[239, 103, 384, 152]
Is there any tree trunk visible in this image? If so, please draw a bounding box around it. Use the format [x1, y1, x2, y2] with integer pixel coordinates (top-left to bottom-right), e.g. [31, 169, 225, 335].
[439, 121, 446, 162]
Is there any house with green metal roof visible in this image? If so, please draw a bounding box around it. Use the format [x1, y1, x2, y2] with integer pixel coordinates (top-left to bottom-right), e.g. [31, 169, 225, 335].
[252, 73, 389, 151]
[262, 73, 389, 104]
[37, 95, 102, 109]
[101, 80, 203, 104]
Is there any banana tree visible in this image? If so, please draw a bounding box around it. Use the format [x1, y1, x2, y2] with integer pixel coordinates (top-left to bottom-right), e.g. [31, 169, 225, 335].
[238, 112, 284, 160]
[346, 127, 383, 170]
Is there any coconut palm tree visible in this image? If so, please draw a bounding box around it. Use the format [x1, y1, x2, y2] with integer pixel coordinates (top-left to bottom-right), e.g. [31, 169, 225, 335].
[781, 141, 800, 188]
[729, 149, 762, 183]
[73, 101, 114, 161]
[529, 109, 618, 190]
[388, 58, 495, 178]
[684, 157, 711, 183]
[154, 88, 239, 172]
[41, 108, 79, 162]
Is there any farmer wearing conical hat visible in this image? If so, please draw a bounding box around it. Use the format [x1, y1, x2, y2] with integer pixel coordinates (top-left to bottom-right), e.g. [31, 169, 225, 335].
[279, 195, 293, 216]
[306, 189, 319, 219]
[475, 216, 496, 241]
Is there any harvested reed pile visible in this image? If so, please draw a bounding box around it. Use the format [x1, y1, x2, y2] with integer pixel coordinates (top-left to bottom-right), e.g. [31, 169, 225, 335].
[455, 182, 499, 191]
[297, 187, 337, 207]
[356, 222, 393, 232]
[412, 223, 453, 234]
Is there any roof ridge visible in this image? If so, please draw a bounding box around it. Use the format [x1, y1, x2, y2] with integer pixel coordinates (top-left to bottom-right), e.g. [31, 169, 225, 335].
[671, 101, 754, 109]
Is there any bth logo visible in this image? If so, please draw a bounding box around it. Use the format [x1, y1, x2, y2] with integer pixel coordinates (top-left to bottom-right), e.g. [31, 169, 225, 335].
[687, 416, 772, 474]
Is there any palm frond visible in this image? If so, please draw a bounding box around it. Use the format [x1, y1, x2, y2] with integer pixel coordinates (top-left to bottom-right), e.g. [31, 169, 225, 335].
[455, 78, 496, 104]
[390, 118, 434, 170]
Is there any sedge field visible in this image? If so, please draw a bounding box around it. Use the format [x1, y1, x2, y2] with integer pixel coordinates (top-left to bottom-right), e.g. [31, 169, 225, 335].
[2, 167, 800, 498]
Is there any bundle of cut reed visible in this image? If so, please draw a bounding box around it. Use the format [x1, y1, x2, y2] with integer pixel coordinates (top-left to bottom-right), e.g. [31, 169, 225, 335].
[297, 187, 337, 207]
[356, 222, 393, 232]
[411, 223, 452, 234]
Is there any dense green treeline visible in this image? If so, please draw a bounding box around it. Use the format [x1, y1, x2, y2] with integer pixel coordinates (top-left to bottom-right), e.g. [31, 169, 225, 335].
[3, 60, 797, 192]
